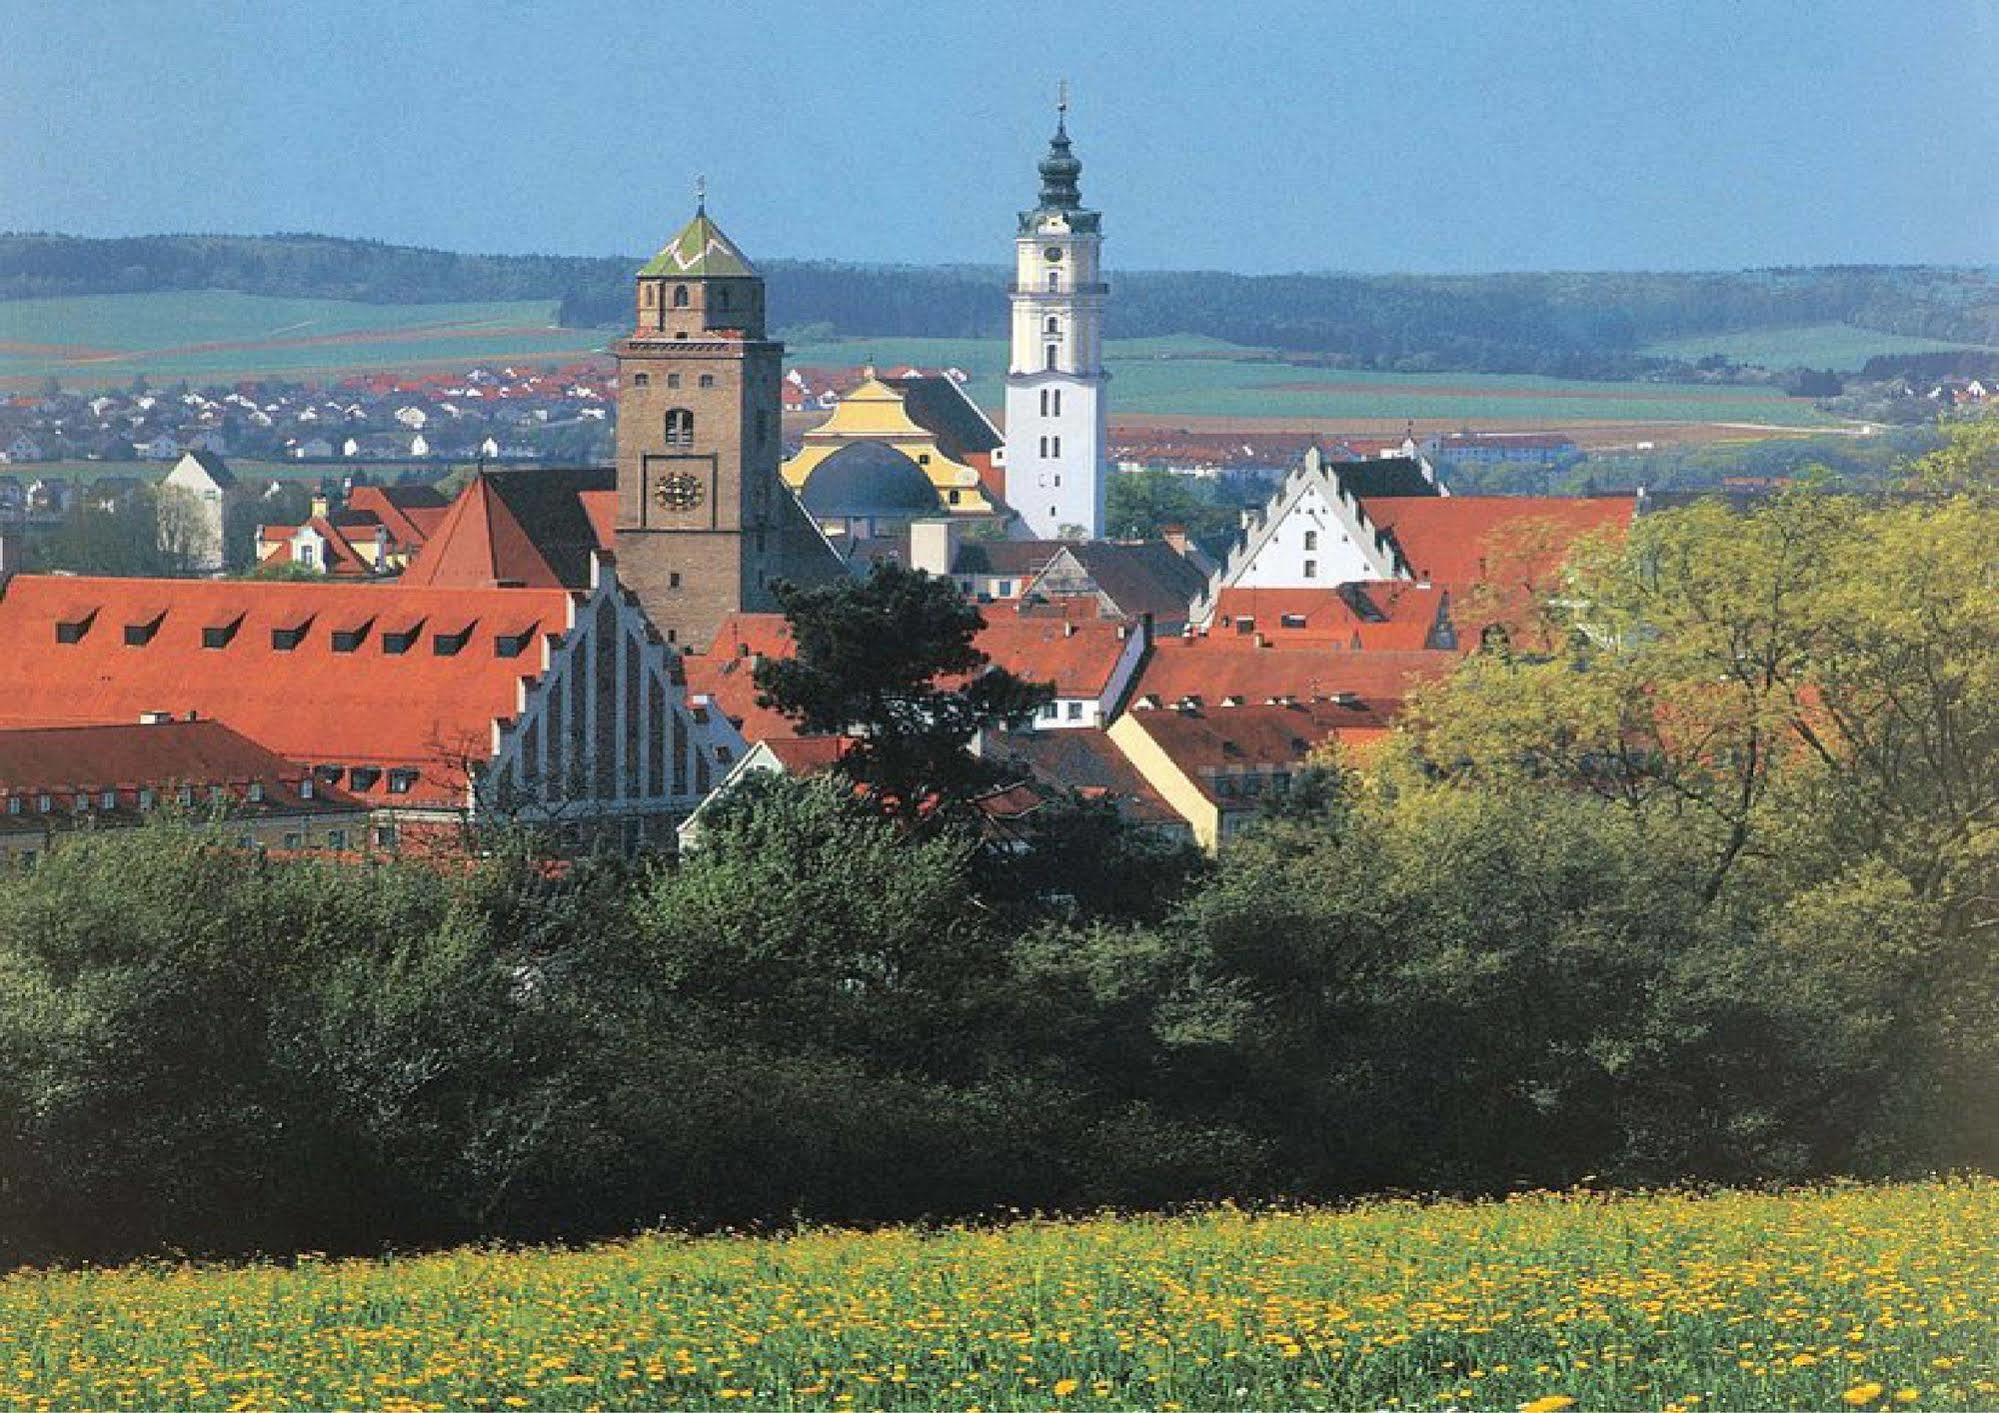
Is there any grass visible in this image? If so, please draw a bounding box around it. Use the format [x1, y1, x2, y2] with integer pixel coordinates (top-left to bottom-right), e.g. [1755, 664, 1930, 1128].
[1641, 323, 1998, 372]
[0, 1181, 1988, 1410]
[0, 291, 607, 385]
[789, 335, 1838, 429]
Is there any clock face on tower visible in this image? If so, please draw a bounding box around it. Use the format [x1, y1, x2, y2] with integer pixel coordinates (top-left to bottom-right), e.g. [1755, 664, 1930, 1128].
[654, 471, 704, 512]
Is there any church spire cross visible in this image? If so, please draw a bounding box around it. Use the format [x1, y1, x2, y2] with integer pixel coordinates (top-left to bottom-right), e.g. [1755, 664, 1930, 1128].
[695, 174, 707, 215]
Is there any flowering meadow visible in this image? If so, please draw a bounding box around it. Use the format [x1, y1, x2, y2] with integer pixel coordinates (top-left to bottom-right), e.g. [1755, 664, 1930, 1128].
[0, 1181, 1990, 1410]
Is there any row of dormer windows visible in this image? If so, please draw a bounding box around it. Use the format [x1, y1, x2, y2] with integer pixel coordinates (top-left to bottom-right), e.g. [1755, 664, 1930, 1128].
[0, 779, 301, 816]
[53, 615, 541, 657]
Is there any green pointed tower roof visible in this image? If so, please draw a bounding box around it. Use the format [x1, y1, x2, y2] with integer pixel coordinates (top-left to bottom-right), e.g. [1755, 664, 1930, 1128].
[638, 205, 758, 279]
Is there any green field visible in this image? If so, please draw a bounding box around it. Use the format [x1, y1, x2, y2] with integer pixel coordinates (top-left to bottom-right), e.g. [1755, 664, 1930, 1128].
[791, 335, 1840, 429]
[0, 292, 1848, 430]
[1641, 322, 1997, 372]
[0, 291, 608, 384]
[0, 1181, 1987, 1409]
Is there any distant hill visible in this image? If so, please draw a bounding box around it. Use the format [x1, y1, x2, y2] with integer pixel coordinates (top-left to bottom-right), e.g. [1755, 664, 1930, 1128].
[5, 232, 1997, 378]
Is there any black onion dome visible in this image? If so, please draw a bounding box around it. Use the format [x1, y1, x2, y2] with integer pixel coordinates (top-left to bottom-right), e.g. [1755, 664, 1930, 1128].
[1037, 118, 1083, 210]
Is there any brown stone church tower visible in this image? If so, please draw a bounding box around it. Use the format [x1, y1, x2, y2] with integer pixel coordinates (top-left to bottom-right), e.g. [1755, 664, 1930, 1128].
[614, 203, 843, 650]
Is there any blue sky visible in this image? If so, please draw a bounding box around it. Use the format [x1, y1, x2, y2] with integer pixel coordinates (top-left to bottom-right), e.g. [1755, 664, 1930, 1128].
[3, 0, 1994, 274]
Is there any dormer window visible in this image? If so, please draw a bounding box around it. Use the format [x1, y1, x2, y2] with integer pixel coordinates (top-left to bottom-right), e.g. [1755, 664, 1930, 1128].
[137, 788, 154, 810]
[431, 625, 472, 657]
[55, 610, 96, 644]
[386, 769, 418, 795]
[176, 785, 193, 807]
[37, 794, 53, 813]
[203, 615, 243, 649]
[246, 782, 264, 803]
[99, 790, 117, 810]
[271, 618, 312, 650]
[349, 767, 382, 791]
[331, 619, 374, 653]
[383, 621, 424, 655]
[299, 779, 315, 800]
[4, 797, 19, 816]
[123, 611, 165, 646]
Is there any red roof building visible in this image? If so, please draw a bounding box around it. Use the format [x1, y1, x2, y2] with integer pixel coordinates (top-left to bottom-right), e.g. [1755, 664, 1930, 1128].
[0, 567, 742, 848]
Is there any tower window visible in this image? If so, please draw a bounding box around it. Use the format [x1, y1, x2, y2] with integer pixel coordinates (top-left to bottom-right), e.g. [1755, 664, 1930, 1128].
[672, 285, 690, 308]
[667, 373, 681, 389]
[698, 374, 716, 389]
[643, 285, 656, 307]
[632, 373, 650, 388]
[1044, 316, 1061, 335]
[1052, 435, 1062, 457]
[1039, 389, 1049, 416]
[669, 572, 682, 589]
[1046, 271, 1060, 291]
[1052, 389, 1062, 416]
[665, 409, 694, 448]
[1045, 344, 1058, 370]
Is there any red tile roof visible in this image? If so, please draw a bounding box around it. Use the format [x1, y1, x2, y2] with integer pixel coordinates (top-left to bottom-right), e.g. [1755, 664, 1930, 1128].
[0, 719, 358, 812]
[1124, 699, 1394, 805]
[1358, 495, 1635, 587]
[0, 575, 578, 808]
[1134, 637, 1455, 711]
[1208, 584, 1449, 651]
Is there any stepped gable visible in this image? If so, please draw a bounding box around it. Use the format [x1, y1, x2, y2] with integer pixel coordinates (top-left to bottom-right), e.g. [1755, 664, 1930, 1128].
[402, 467, 615, 589]
[1359, 494, 1635, 586]
[0, 574, 578, 808]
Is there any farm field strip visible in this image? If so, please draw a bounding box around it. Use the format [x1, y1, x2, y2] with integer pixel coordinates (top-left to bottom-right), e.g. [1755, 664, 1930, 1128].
[0, 1181, 1987, 1410]
[1641, 322, 1999, 372]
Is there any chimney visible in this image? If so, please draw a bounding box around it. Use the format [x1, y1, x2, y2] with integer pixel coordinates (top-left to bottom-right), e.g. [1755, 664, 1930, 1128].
[138, 711, 173, 725]
[310, 492, 330, 520]
[1063, 621, 1078, 638]
[1161, 524, 1190, 558]
[908, 518, 960, 579]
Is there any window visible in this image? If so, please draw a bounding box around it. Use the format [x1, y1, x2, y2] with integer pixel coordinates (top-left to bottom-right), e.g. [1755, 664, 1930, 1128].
[1038, 436, 1049, 458]
[672, 285, 689, 308]
[1039, 389, 1049, 416]
[642, 285, 656, 308]
[1051, 389, 1062, 416]
[386, 769, 418, 795]
[665, 409, 694, 448]
[283, 833, 303, 850]
[35, 793, 52, 813]
[246, 783, 264, 803]
[1045, 344, 1058, 370]
[632, 372, 650, 387]
[1051, 436, 1062, 457]
[298, 543, 316, 568]
[1065, 701, 1083, 720]
[374, 824, 398, 850]
[668, 571, 682, 589]
[1046, 271, 1060, 291]
[1303, 559, 1318, 579]
[298, 780, 313, 800]
[1303, 530, 1318, 551]
[99, 790, 117, 810]
[1044, 316, 1061, 335]
[698, 374, 715, 389]
[5, 797, 18, 816]
[326, 829, 347, 851]
[1055, 475, 1062, 487]
[667, 373, 682, 389]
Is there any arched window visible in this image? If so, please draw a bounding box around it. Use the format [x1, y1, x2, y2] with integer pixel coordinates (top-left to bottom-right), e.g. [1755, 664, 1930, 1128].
[1045, 344, 1058, 370]
[665, 409, 694, 448]
[1044, 315, 1061, 336]
[672, 285, 690, 308]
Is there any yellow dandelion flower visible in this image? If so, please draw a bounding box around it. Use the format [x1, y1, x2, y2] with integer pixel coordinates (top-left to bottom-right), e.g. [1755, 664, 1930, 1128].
[1052, 1377, 1081, 1397]
[1843, 1384, 1885, 1407]
[1520, 1398, 1577, 1413]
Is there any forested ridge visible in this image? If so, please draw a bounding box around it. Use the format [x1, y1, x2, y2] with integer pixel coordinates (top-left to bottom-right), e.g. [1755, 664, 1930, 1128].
[6, 232, 1997, 376]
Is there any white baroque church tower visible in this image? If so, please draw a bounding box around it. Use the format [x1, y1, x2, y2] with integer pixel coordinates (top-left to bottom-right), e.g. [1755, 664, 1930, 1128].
[1005, 96, 1108, 540]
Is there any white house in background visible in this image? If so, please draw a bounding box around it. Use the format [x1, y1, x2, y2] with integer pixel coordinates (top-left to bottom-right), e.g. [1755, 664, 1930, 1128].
[395, 406, 429, 429]
[1003, 96, 1108, 540]
[409, 433, 431, 458]
[159, 450, 239, 574]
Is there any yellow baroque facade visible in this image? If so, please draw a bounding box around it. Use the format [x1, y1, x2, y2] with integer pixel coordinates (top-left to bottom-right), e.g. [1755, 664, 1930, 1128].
[782, 374, 1002, 518]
